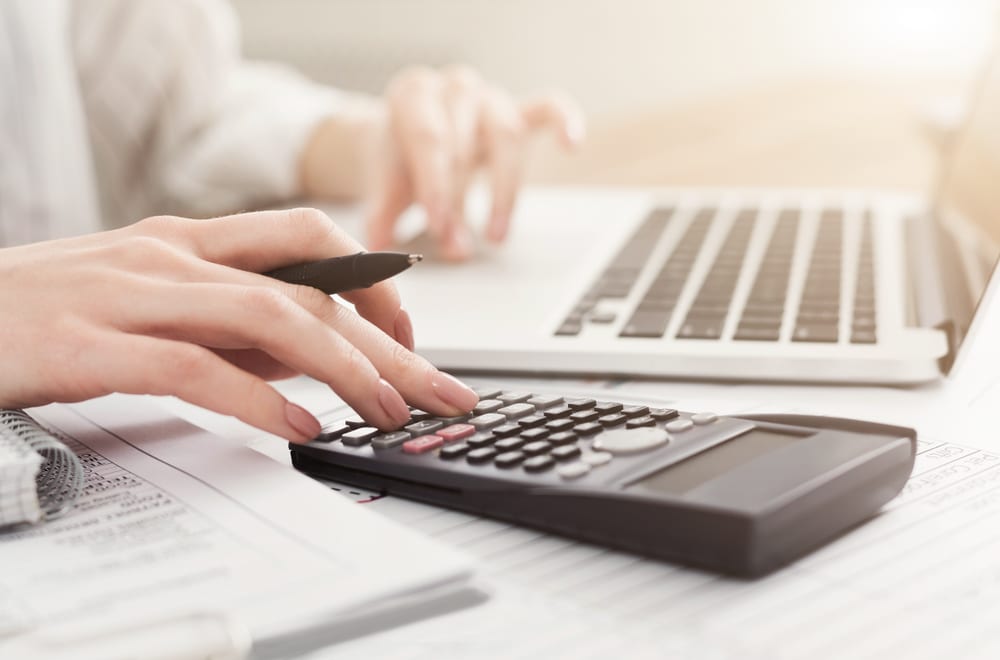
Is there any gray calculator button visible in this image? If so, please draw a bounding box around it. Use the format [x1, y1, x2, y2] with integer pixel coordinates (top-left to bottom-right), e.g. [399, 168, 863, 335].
[469, 413, 506, 430]
[405, 420, 444, 436]
[691, 412, 719, 425]
[498, 403, 534, 420]
[371, 431, 411, 449]
[592, 427, 668, 455]
[558, 462, 591, 480]
[666, 419, 695, 433]
[498, 392, 532, 405]
[581, 451, 613, 467]
[526, 395, 562, 410]
[473, 387, 502, 400]
[436, 414, 470, 425]
[473, 399, 504, 415]
[342, 427, 379, 447]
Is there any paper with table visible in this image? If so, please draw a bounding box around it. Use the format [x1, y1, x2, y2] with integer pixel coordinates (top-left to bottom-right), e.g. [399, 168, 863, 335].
[0, 394, 477, 659]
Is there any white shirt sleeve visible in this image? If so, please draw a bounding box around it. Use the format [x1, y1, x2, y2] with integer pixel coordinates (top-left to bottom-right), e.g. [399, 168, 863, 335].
[72, 0, 341, 227]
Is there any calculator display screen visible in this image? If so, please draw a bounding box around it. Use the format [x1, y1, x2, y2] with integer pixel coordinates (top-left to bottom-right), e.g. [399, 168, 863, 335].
[632, 429, 805, 495]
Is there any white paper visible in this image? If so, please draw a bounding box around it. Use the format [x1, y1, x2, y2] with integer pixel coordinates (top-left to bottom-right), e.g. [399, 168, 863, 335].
[0, 394, 473, 659]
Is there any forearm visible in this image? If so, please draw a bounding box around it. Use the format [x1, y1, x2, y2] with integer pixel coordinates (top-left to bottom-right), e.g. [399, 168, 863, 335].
[299, 94, 385, 201]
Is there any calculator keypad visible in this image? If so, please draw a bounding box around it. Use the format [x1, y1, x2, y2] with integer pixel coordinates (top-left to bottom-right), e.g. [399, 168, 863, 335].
[313, 389, 725, 483]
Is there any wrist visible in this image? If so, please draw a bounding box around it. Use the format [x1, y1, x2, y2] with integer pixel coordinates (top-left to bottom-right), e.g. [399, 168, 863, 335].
[299, 95, 384, 201]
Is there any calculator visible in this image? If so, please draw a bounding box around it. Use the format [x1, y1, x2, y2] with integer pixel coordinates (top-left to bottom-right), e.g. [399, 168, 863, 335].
[290, 388, 916, 577]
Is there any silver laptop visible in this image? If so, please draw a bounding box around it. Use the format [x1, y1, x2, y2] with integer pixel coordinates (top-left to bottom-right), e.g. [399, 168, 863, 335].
[394, 53, 1000, 385]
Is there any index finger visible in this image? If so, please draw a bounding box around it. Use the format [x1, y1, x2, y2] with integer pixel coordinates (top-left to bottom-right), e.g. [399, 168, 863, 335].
[132, 208, 407, 344]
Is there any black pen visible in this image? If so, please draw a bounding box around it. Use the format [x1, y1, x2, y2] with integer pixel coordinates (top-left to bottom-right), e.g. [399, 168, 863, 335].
[264, 251, 423, 294]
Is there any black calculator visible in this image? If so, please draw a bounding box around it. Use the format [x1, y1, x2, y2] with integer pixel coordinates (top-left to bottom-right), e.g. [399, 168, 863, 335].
[290, 388, 916, 577]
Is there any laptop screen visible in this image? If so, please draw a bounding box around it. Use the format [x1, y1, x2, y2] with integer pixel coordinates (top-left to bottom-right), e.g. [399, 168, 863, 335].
[935, 43, 1000, 365]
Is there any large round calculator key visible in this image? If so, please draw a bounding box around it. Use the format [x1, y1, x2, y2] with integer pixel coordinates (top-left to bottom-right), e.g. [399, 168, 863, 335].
[592, 427, 668, 455]
[557, 462, 591, 480]
[523, 455, 556, 473]
[402, 435, 444, 455]
[437, 424, 475, 443]
[581, 451, 612, 467]
[691, 412, 719, 425]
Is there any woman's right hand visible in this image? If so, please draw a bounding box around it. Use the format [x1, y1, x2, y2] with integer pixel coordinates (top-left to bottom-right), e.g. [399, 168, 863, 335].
[0, 208, 479, 442]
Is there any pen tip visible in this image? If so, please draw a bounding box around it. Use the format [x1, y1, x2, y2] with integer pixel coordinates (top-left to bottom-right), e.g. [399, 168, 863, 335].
[408, 254, 423, 264]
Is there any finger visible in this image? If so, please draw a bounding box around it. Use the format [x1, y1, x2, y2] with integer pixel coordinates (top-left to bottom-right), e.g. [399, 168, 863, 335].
[365, 159, 412, 251]
[386, 72, 455, 241]
[89, 332, 320, 443]
[130, 209, 407, 344]
[519, 91, 587, 149]
[213, 349, 300, 381]
[439, 68, 483, 261]
[480, 87, 527, 244]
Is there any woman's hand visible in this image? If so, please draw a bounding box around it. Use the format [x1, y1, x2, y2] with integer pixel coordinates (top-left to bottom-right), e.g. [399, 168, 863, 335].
[301, 66, 585, 261]
[0, 208, 478, 442]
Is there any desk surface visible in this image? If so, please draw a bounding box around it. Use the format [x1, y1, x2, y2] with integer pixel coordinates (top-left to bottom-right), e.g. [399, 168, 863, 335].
[526, 77, 966, 191]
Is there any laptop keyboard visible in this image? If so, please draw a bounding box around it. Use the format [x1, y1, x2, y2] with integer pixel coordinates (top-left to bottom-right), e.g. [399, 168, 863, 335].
[556, 206, 879, 344]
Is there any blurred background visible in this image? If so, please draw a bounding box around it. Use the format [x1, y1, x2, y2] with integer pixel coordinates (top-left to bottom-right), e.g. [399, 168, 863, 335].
[233, 0, 1000, 190]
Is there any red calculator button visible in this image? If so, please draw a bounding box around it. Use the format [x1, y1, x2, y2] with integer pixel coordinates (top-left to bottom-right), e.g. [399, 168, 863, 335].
[403, 435, 444, 454]
[436, 424, 475, 443]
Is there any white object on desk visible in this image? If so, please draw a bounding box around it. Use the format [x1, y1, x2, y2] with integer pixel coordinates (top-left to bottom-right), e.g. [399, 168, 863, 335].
[0, 394, 477, 659]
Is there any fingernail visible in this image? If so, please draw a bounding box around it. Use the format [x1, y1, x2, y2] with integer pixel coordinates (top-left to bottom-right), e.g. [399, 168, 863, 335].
[378, 378, 412, 427]
[285, 402, 321, 442]
[566, 115, 586, 146]
[430, 371, 479, 413]
[394, 308, 415, 351]
[441, 225, 474, 261]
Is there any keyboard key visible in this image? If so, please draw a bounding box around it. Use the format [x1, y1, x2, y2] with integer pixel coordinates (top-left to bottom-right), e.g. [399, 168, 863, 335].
[649, 408, 679, 421]
[403, 435, 443, 454]
[371, 431, 411, 450]
[405, 420, 444, 436]
[344, 416, 367, 428]
[437, 424, 475, 443]
[735, 326, 781, 341]
[439, 443, 470, 459]
[492, 423, 522, 438]
[582, 452, 613, 467]
[494, 436, 526, 452]
[498, 403, 535, 420]
[407, 409, 432, 423]
[851, 330, 877, 344]
[472, 387, 502, 400]
[565, 398, 596, 410]
[550, 444, 581, 461]
[469, 413, 506, 430]
[522, 441, 553, 456]
[598, 413, 627, 427]
[498, 392, 532, 405]
[622, 405, 649, 418]
[495, 451, 526, 468]
[574, 422, 603, 436]
[691, 412, 719, 425]
[465, 432, 496, 448]
[626, 415, 656, 429]
[594, 401, 623, 415]
[569, 409, 599, 424]
[792, 325, 839, 343]
[547, 431, 578, 446]
[524, 455, 556, 473]
[342, 427, 379, 446]
[473, 399, 504, 415]
[558, 462, 591, 479]
[526, 395, 563, 410]
[545, 418, 575, 433]
[517, 414, 547, 429]
[467, 447, 498, 464]
[520, 427, 550, 442]
[543, 405, 573, 419]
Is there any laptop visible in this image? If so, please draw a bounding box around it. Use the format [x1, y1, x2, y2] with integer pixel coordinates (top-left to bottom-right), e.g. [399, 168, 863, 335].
[393, 53, 1000, 385]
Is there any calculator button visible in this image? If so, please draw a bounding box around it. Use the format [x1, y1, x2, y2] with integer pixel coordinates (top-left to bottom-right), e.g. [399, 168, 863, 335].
[565, 398, 597, 410]
[342, 427, 379, 446]
[316, 421, 350, 441]
[551, 444, 581, 461]
[626, 415, 656, 429]
[371, 431, 411, 450]
[473, 399, 504, 415]
[574, 422, 603, 436]
[594, 401, 624, 415]
[495, 451, 526, 468]
[498, 392, 532, 405]
[517, 414, 547, 429]
[691, 412, 719, 425]
[621, 405, 650, 419]
[543, 405, 573, 419]
[403, 435, 444, 454]
[344, 416, 367, 428]
[548, 431, 578, 446]
[494, 436, 526, 452]
[522, 441, 552, 456]
[407, 409, 432, 422]
[650, 408, 680, 422]
[592, 427, 668, 455]
[473, 387, 502, 400]
[498, 403, 534, 420]
[520, 427, 550, 442]
[440, 443, 470, 459]
[558, 462, 591, 479]
[665, 419, 695, 433]
[437, 414, 470, 426]
[467, 447, 498, 464]
[523, 455, 556, 473]
[437, 424, 475, 443]
[545, 418, 575, 433]
[598, 413, 627, 427]
[581, 451, 613, 467]
[405, 420, 444, 436]
[469, 413, 506, 430]
[492, 423, 522, 438]
[569, 409, 600, 424]
[526, 395, 563, 410]
[465, 432, 496, 448]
